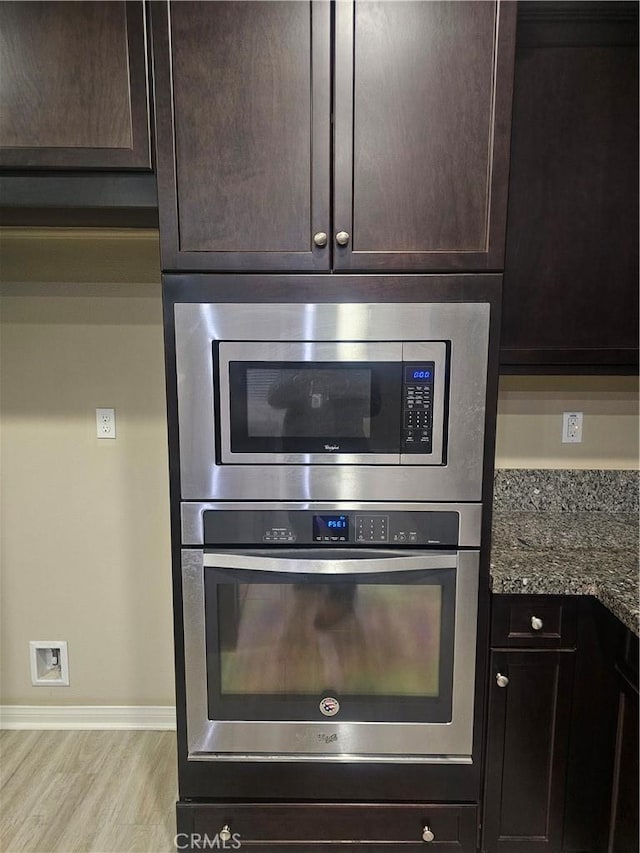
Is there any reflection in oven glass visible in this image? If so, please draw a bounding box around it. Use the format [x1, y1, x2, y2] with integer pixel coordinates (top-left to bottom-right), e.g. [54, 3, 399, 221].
[218, 583, 442, 696]
[246, 368, 374, 438]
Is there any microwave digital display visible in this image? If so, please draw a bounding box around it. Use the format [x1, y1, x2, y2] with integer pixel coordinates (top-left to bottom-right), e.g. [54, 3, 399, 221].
[405, 366, 433, 382]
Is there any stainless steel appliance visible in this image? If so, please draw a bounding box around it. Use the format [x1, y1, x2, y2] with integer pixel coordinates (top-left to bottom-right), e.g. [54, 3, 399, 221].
[166, 278, 499, 804]
[181, 502, 480, 762]
[174, 302, 490, 501]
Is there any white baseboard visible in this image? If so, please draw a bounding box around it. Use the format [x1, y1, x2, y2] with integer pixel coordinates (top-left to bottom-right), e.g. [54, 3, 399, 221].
[0, 705, 176, 730]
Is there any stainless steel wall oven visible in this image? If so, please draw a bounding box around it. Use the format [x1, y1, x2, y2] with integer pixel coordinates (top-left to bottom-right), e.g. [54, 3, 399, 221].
[181, 502, 480, 762]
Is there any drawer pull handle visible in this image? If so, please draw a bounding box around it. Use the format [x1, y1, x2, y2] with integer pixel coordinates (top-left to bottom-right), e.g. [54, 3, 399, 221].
[496, 672, 509, 688]
[422, 825, 435, 842]
[219, 826, 232, 843]
[531, 616, 544, 631]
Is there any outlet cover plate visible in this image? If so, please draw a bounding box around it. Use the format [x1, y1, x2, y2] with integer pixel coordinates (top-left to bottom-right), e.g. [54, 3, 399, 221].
[562, 411, 583, 444]
[96, 408, 116, 439]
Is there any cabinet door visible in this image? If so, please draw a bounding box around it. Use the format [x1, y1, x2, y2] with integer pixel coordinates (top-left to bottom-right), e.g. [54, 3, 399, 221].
[483, 651, 575, 852]
[151, 0, 330, 273]
[0, 1, 150, 170]
[607, 657, 639, 852]
[500, 4, 639, 369]
[333, 1, 516, 272]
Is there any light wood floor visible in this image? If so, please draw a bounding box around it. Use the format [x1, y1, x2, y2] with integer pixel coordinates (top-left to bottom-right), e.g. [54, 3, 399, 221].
[0, 730, 177, 853]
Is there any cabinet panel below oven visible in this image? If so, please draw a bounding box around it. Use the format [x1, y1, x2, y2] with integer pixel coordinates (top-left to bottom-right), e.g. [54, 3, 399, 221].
[177, 802, 478, 850]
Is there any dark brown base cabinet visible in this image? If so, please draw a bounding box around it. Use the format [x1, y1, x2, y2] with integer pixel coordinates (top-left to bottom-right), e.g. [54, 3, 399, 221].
[607, 654, 639, 853]
[484, 596, 639, 853]
[483, 597, 577, 852]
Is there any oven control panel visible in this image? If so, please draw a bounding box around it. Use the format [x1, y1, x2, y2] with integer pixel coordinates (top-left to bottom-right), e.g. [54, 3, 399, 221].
[402, 363, 435, 454]
[203, 509, 459, 547]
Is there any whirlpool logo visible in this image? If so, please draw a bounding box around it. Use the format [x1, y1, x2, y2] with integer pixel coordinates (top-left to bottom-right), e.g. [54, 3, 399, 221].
[294, 731, 339, 745]
[324, 444, 340, 451]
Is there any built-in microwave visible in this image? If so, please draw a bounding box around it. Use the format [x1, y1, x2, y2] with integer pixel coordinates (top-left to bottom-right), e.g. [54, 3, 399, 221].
[173, 301, 490, 502]
[218, 341, 447, 465]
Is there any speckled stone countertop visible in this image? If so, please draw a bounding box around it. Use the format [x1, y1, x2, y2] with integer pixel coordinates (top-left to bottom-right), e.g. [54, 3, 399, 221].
[491, 471, 639, 636]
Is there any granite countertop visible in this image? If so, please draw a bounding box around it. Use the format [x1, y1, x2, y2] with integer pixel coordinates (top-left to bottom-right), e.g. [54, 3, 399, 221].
[491, 509, 639, 636]
[490, 470, 639, 636]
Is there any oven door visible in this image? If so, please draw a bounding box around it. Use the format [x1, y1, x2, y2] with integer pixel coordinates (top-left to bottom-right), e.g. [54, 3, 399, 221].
[182, 548, 479, 761]
[217, 341, 447, 465]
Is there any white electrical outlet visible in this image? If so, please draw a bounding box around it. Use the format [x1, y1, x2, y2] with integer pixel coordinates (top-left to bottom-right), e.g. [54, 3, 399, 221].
[29, 641, 69, 686]
[96, 407, 116, 439]
[562, 412, 583, 444]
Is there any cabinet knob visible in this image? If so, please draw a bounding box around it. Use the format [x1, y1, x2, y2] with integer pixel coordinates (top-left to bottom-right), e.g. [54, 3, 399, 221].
[496, 672, 509, 688]
[313, 231, 328, 247]
[422, 825, 435, 843]
[219, 825, 232, 843]
[335, 230, 350, 246]
[531, 616, 544, 631]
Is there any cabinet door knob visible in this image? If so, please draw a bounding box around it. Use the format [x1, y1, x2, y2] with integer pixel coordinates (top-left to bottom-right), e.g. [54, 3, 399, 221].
[219, 825, 232, 842]
[496, 672, 509, 688]
[422, 825, 435, 842]
[313, 231, 328, 247]
[531, 616, 544, 631]
[335, 230, 350, 246]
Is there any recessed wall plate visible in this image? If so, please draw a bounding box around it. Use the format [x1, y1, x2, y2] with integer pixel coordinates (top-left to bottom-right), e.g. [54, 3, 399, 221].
[29, 641, 69, 686]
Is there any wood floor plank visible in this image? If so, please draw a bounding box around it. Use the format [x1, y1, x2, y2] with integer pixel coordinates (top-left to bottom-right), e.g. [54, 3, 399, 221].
[0, 732, 43, 788]
[0, 730, 176, 853]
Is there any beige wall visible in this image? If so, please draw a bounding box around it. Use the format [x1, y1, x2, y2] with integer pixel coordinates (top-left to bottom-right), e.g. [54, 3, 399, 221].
[496, 375, 639, 469]
[0, 230, 637, 708]
[1, 231, 172, 706]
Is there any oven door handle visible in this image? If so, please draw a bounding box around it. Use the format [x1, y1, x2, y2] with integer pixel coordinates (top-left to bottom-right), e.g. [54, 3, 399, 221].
[201, 552, 458, 575]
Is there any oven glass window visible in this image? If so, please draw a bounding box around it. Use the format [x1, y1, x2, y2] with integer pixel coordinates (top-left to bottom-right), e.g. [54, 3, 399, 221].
[206, 567, 455, 723]
[226, 361, 402, 454]
[219, 582, 440, 696]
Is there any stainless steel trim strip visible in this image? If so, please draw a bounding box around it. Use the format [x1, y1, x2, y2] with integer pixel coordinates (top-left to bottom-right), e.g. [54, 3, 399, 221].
[180, 501, 482, 547]
[202, 550, 458, 574]
[188, 753, 473, 764]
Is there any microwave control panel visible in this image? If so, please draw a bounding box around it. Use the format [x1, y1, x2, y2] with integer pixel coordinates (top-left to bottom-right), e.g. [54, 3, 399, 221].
[203, 509, 459, 547]
[402, 363, 435, 453]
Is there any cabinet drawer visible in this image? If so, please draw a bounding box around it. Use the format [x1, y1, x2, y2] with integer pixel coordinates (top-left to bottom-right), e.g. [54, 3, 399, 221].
[177, 802, 477, 850]
[491, 595, 577, 648]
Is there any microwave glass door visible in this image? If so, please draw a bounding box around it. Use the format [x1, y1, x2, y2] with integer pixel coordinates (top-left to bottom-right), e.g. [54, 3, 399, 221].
[203, 552, 455, 724]
[228, 361, 402, 455]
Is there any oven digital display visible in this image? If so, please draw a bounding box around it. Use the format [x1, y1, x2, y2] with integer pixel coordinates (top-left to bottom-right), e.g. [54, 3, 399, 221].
[313, 514, 349, 541]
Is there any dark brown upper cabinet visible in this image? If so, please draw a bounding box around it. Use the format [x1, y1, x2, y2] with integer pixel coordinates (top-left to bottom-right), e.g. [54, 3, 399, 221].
[333, 0, 516, 272]
[500, 2, 639, 371]
[0, 1, 151, 170]
[151, 1, 516, 273]
[151, 0, 331, 273]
